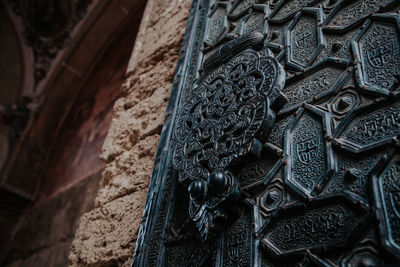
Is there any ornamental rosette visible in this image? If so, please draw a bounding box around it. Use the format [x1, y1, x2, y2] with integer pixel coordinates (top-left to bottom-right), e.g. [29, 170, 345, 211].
[172, 47, 286, 240]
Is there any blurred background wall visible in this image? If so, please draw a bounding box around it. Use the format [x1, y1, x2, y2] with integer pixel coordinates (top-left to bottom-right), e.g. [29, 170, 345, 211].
[0, 0, 191, 265]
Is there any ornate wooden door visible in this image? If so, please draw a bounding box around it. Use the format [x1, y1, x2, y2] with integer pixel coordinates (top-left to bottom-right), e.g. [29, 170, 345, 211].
[132, 0, 400, 266]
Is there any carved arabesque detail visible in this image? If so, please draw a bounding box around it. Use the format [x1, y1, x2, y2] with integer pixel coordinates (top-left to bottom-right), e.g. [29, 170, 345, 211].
[134, 0, 400, 266]
[172, 41, 287, 240]
[173, 49, 284, 181]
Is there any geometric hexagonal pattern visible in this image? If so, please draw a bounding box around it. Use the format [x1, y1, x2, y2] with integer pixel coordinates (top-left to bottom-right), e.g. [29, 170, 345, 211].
[352, 14, 400, 96]
[285, 8, 324, 70]
[372, 153, 400, 260]
[334, 98, 400, 153]
[284, 104, 334, 198]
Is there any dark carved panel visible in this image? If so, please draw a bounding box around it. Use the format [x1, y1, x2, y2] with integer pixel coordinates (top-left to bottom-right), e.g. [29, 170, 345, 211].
[372, 151, 400, 260]
[324, 0, 396, 31]
[285, 8, 324, 70]
[261, 196, 369, 257]
[284, 104, 334, 198]
[165, 239, 211, 266]
[334, 97, 400, 153]
[352, 14, 400, 96]
[132, 0, 400, 266]
[280, 59, 349, 115]
[323, 151, 384, 203]
[218, 212, 253, 266]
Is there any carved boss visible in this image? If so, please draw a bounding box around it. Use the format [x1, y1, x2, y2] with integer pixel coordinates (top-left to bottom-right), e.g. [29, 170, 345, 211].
[172, 32, 287, 240]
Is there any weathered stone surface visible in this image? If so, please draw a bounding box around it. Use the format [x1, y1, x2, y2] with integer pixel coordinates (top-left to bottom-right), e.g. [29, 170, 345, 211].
[100, 76, 172, 160]
[69, 0, 191, 265]
[69, 193, 148, 266]
[96, 135, 159, 206]
[126, 0, 191, 73]
[100, 21, 185, 161]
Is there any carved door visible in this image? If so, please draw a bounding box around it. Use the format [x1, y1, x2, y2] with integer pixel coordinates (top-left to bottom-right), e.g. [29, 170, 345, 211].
[132, 0, 400, 266]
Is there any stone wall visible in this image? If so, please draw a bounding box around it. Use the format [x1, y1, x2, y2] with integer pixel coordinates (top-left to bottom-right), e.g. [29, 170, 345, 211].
[69, 0, 191, 266]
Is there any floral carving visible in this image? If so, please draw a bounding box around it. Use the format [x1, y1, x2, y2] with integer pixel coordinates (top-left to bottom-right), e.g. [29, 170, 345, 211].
[173, 49, 285, 182]
[172, 48, 286, 240]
